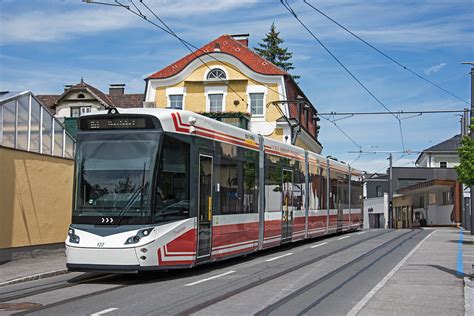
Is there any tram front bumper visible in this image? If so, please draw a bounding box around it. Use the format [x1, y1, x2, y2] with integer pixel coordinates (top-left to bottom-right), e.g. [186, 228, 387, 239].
[66, 246, 140, 273]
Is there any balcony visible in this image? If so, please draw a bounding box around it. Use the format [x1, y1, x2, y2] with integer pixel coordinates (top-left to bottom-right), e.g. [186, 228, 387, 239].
[198, 111, 251, 130]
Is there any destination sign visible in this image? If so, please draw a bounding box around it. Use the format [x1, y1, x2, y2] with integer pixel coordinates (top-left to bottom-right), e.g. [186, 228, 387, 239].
[81, 117, 152, 130]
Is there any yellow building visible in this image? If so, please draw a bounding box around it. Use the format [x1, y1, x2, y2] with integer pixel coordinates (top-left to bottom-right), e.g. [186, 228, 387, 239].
[144, 34, 322, 153]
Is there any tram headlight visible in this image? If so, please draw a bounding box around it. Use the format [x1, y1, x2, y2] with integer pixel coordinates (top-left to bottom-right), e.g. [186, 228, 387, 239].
[125, 228, 154, 245]
[68, 228, 80, 244]
[137, 228, 154, 237]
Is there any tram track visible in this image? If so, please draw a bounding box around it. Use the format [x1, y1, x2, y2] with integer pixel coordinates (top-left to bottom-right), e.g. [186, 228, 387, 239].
[0, 273, 119, 303]
[6, 230, 386, 315]
[173, 229, 399, 315]
[7, 230, 399, 315]
[10, 274, 141, 316]
[255, 229, 424, 315]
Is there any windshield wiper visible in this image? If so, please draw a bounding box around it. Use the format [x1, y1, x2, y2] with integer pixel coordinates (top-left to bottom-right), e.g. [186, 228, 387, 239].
[115, 162, 148, 225]
[115, 185, 145, 225]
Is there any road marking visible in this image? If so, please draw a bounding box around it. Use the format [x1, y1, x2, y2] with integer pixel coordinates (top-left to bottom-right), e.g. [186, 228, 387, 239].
[338, 236, 350, 240]
[456, 228, 464, 276]
[90, 308, 118, 316]
[348, 229, 435, 316]
[184, 270, 236, 286]
[310, 242, 328, 249]
[356, 231, 366, 235]
[265, 253, 294, 262]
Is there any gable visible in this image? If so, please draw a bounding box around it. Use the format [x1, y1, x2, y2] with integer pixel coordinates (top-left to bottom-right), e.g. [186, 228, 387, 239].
[147, 34, 287, 80]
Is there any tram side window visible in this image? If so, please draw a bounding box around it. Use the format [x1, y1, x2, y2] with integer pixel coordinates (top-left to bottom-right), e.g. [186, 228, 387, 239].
[154, 136, 190, 223]
[219, 158, 239, 214]
[342, 175, 350, 209]
[351, 178, 363, 210]
[219, 150, 258, 214]
[308, 165, 316, 210]
[265, 154, 282, 212]
[330, 170, 348, 210]
[292, 170, 304, 210]
[317, 168, 327, 210]
[243, 160, 258, 213]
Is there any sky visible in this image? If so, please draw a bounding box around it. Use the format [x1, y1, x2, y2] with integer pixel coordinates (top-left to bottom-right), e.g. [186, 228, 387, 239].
[1, 0, 473, 173]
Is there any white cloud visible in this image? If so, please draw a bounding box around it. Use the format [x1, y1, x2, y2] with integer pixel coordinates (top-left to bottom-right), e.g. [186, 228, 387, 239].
[0, 0, 259, 44]
[0, 8, 136, 44]
[424, 63, 447, 75]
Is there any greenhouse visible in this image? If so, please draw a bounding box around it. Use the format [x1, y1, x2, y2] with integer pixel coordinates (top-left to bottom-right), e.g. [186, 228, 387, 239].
[0, 91, 75, 159]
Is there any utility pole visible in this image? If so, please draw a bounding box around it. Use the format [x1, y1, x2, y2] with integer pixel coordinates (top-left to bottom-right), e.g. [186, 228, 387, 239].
[388, 153, 393, 229]
[461, 62, 474, 235]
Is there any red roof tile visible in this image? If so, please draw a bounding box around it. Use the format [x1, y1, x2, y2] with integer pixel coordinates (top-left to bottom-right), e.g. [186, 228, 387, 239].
[37, 81, 144, 111]
[36, 95, 59, 109]
[147, 35, 288, 79]
[109, 94, 144, 108]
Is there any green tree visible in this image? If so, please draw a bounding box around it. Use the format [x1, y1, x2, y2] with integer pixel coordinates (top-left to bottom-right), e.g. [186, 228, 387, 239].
[255, 23, 300, 81]
[455, 118, 474, 186]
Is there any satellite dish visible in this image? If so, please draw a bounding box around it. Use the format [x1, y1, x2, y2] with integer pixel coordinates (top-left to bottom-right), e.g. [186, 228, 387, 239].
[251, 122, 274, 136]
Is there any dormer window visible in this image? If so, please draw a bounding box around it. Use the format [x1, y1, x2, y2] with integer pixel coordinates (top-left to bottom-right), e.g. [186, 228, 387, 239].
[77, 93, 85, 99]
[207, 68, 226, 80]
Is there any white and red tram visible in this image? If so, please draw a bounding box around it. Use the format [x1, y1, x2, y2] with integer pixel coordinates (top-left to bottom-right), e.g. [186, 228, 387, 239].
[66, 109, 363, 272]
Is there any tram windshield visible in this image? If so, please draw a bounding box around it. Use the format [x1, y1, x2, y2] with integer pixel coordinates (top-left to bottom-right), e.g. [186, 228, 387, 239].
[73, 133, 159, 220]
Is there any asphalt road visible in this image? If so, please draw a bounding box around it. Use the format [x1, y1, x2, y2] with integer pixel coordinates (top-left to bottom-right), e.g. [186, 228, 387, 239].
[0, 229, 430, 315]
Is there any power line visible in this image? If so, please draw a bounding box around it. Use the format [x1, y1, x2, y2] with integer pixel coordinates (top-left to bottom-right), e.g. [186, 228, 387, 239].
[89, 0, 249, 105]
[281, 0, 406, 152]
[320, 115, 362, 150]
[317, 109, 467, 116]
[302, 0, 470, 106]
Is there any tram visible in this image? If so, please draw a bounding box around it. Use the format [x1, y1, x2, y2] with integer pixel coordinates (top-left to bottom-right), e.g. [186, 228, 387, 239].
[66, 108, 363, 272]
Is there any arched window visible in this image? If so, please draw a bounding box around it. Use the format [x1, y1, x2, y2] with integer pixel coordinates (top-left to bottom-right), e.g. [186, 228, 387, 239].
[77, 93, 85, 99]
[206, 68, 226, 80]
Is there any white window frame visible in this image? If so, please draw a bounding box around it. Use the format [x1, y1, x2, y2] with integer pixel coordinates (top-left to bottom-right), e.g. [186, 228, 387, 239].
[70, 107, 81, 118]
[205, 86, 227, 112]
[168, 95, 184, 109]
[246, 85, 267, 120]
[166, 87, 186, 109]
[204, 66, 228, 82]
[80, 106, 91, 115]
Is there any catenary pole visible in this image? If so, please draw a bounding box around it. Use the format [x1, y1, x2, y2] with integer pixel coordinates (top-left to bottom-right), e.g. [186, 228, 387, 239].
[462, 62, 474, 235]
[388, 153, 393, 229]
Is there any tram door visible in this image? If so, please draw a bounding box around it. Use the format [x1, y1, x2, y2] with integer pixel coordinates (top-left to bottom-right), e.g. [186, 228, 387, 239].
[281, 169, 294, 242]
[197, 155, 213, 260]
[337, 180, 344, 232]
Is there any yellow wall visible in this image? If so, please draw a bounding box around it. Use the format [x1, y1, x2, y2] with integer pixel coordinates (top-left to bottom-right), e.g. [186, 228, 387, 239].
[154, 61, 282, 121]
[0, 147, 74, 249]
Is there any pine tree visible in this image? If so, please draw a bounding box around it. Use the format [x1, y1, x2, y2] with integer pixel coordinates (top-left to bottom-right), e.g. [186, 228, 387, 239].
[254, 23, 300, 81]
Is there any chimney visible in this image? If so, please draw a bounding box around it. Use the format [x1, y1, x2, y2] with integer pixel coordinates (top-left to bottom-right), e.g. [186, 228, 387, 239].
[64, 85, 72, 92]
[109, 84, 125, 96]
[230, 33, 249, 47]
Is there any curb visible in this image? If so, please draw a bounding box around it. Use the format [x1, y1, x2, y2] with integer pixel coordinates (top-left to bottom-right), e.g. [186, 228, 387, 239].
[465, 277, 473, 316]
[0, 269, 69, 288]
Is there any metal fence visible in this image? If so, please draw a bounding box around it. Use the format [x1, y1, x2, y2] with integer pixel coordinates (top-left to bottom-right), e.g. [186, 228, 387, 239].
[0, 91, 75, 159]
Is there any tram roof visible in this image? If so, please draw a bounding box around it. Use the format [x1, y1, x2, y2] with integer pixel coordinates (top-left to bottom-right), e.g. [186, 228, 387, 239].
[84, 108, 362, 176]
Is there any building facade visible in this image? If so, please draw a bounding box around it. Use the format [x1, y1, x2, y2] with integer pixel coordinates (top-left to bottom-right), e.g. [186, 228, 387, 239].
[144, 34, 322, 153]
[364, 134, 465, 229]
[415, 134, 461, 168]
[37, 80, 144, 138]
[37, 80, 144, 119]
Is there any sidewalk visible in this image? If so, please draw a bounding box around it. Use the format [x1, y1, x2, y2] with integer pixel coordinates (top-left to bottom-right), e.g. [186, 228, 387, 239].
[358, 228, 474, 316]
[0, 250, 68, 286]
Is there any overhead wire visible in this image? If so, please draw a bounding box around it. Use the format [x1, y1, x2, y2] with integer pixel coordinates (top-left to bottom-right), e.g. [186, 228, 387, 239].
[112, 0, 248, 104]
[319, 115, 362, 150]
[281, 0, 406, 153]
[302, 0, 470, 106]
